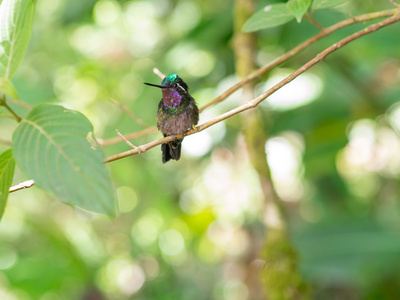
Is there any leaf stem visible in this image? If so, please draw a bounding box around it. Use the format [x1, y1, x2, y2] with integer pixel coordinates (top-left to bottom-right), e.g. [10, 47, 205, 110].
[305, 12, 324, 30]
[0, 95, 22, 122]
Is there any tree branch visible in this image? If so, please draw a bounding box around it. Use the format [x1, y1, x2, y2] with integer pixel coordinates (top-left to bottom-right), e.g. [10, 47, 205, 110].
[6, 98, 34, 110]
[9, 180, 35, 193]
[390, 0, 400, 8]
[9, 9, 400, 192]
[104, 11, 400, 163]
[0, 138, 12, 146]
[109, 99, 152, 128]
[97, 126, 157, 147]
[99, 8, 398, 147]
[200, 8, 398, 111]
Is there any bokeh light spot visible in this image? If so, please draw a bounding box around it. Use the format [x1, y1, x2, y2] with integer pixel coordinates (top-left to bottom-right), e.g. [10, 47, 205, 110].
[116, 186, 138, 213]
[265, 132, 305, 201]
[260, 69, 322, 110]
[207, 220, 234, 246]
[185, 50, 216, 77]
[158, 229, 184, 256]
[93, 0, 121, 27]
[0, 247, 17, 270]
[183, 130, 212, 158]
[223, 279, 249, 300]
[117, 264, 145, 295]
[388, 102, 400, 134]
[140, 255, 159, 279]
[131, 210, 164, 247]
[169, 1, 200, 37]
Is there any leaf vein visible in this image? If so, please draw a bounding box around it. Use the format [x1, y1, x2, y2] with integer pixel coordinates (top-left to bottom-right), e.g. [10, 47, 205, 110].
[22, 118, 81, 173]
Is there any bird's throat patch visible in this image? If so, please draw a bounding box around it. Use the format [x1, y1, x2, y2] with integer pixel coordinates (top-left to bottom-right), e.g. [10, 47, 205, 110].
[162, 89, 182, 108]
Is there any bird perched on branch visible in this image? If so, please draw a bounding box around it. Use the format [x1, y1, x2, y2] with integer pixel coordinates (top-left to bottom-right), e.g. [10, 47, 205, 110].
[144, 73, 199, 163]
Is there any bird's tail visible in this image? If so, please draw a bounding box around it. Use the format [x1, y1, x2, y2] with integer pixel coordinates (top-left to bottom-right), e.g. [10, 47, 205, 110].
[162, 139, 182, 163]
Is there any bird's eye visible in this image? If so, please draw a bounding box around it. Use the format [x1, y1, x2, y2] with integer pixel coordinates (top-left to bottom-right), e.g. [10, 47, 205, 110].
[172, 83, 177, 88]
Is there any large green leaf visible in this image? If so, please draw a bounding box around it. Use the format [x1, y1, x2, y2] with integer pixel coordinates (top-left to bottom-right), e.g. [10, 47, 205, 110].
[0, 149, 15, 221]
[287, 0, 311, 23]
[242, 3, 295, 32]
[311, 0, 348, 10]
[12, 104, 117, 217]
[0, 0, 35, 79]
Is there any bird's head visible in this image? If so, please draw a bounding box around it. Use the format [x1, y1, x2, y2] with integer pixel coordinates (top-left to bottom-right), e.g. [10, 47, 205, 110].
[144, 73, 189, 96]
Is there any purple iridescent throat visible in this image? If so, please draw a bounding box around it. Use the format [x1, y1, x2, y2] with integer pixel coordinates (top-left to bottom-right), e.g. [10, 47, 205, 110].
[162, 88, 182, 108]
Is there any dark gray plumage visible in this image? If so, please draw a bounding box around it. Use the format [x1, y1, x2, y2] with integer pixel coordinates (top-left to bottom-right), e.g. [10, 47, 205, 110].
[145, 73, 199, 163]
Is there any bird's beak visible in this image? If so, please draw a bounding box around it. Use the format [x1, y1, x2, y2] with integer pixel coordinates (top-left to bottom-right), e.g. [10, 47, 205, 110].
[144, 82, 166, 89]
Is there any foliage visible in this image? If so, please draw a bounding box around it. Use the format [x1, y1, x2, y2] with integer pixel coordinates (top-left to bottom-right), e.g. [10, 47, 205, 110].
[0, 0, 400, 299]
[243, 0, 349, 31]
[243, 3, 295, 32]
[0, 0, 116, 217]
[287, 0, 311, 23]
[12, 104, 116, 216]
[0, 0, 35, 80]
[0, 149, 14, 221]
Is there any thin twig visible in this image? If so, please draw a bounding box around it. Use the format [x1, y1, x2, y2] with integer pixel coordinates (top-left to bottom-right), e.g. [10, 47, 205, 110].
[0, 138, 12, 146]
[110, 99, 151, 128]
[199, 8, 398, 112]
[99, 8, 398, 148]
[116, 129, 136, 148]
[98, 68, 166, 146]
[116, 129, 144, 152]
[6, 98, 34, 110]
[9, 10, 400, 194]
[390, 0, 400, 8]
[305, 13, 325, 30]
[153, 68, 166, 79]
[98, 126, 157, 147]
[9, 180, 35, 193]
[0, 114, 17, 120]
[104, 12, 400, 163]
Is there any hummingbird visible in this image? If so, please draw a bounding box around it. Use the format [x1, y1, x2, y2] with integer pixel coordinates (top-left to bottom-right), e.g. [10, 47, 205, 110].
[144, 73, 199, 163]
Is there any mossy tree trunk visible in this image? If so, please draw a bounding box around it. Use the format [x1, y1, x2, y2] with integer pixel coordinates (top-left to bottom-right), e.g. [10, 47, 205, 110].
[232, 0, 310, 299]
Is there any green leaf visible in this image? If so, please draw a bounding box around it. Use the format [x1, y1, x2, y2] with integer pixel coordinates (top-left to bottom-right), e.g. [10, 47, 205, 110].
[287, 0, 311, 23]
[0, 149, 15, 221]
[12, 104, 117, 217]
[242, 3, 295, 32]
[311, 0, 348, 10]
[0, 78, 18, 99]
[0, 0, 36, 79]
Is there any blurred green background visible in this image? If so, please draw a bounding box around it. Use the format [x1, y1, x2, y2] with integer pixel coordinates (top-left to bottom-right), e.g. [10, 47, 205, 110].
[1, 0, 400, 299]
